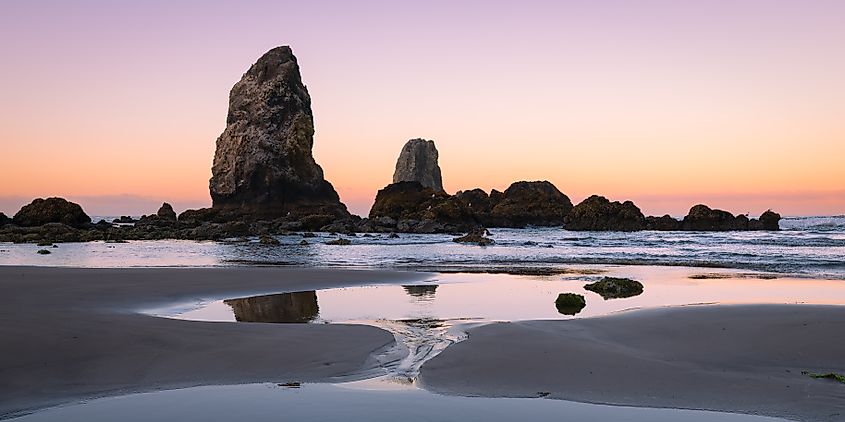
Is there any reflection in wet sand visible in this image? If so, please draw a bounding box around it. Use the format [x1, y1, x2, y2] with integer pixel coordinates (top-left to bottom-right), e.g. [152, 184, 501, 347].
[402, 284, 438, 299]
[224, 291, 319, 323]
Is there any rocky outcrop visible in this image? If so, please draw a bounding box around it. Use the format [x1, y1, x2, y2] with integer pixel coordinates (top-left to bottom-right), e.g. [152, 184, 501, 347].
[0, 212, 9, 226]
[208, 46, 348, 220]
[564, 195, 645, 231]
[644, 215, 681, 231]
[368, 182, 476, 232]
[136, 203, 178, 228]
[487, 181, 573, 227]
[678, 204, 778, 231]
[12, 198, 91, 228]
[757, 210, 781, 231]
[367, 180, 573, 232]
[392, 138, 443, 191]
[584, 277, 644, 299]
[157, 203, 177, 221]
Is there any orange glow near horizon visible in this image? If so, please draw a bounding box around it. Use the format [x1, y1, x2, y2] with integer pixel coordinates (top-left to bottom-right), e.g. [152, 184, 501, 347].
[1, 2, 843, 217]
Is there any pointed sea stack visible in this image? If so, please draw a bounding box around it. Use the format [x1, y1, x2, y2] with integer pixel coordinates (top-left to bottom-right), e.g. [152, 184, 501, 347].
[209, 46, 348, 219]
[392, 138, 444, 191]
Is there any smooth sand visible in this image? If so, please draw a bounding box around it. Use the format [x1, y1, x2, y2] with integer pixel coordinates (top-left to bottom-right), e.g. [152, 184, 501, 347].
[0, 266, 429, 418]
[420, 304, 845, 422]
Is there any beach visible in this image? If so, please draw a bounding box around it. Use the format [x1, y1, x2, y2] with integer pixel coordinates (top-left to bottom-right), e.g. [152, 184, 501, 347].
[0, 266, 427, 417]
[2, 266, 844, 421]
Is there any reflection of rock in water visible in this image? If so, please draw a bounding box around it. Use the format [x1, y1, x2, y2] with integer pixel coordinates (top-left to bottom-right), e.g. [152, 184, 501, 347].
[402, 284, 438, 298]
[224, 291, 318, 323]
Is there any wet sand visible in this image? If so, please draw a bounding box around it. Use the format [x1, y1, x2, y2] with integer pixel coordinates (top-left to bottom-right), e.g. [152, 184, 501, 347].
[3, 266, 845, 421]
[420, 304, 845, 422]
[0, 266, 429, 418]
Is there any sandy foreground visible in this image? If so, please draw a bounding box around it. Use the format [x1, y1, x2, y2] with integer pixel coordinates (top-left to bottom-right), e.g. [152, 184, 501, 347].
[420, 305, 845, 422]
[0, 266, 429, 418]
[1, 266, 844, 421]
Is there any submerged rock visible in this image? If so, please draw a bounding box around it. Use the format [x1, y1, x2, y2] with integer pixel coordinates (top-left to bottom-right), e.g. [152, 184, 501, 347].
[326, 238, 351, 245]
[259, 234, 281, 245]
[208, 46, 348, 220]
[584, 277, 644, 299]
[13, 197, 91, 228]
[564, 195, 645, 231]
[453, 228, 494, 246]
[392, 138, 443, 191]
[554, 293, 586, 315]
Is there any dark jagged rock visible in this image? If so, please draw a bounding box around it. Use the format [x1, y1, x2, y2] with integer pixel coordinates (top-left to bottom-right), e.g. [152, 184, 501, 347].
[554, 293, 586, 315]
[564, 195, 645, 231]
[487, 181, 573, 228]
[758, 210, 781, 231]
[0, 212, 9, 226]
[644, 215, 681, 231]
[208, 46, 349, 220]
[12, 197, 91, 228]
[157, 203, 177, 221]
[681, 204, 742, 231]
[368, 182, 476, 231]
[584, 277, 644, 299]
[113, 216, 136, 224]
[393, 138, 443, 191]
[677, 205, 778, 231]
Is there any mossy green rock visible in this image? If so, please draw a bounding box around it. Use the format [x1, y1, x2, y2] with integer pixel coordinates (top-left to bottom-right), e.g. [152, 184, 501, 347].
[584, 277, 644, 299]
[555, 293, 586, 315]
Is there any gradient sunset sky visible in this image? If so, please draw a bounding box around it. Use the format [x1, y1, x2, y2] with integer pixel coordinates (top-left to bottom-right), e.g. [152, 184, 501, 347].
[1, 0, 843, 217]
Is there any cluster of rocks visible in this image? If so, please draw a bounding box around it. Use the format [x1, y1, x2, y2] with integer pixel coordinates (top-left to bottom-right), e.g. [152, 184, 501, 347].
[0, 46, 783, 244]
[366, 179, 574, 233]
[365, 179, 780, 233]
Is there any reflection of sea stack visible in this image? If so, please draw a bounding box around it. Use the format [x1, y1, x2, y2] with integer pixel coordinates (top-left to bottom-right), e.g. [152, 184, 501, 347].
[392, 139, 443, 191]
[402, 284, 438, 298]
[224, 291, 319, 323]
[209, 46, 348, 219]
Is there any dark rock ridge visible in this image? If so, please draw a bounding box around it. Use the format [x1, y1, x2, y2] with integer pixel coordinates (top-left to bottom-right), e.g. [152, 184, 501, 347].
[564, 195, 645, 231]
[367, 180, 573, 232]
[12, 198, 91, 228]
[393, 138, 443, 191]
[208, 46, 348, 220]
[680, 205, 780, 231]
[0, 212, 9, 226]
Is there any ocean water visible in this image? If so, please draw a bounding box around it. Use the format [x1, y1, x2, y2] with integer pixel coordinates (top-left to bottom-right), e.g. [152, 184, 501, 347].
[2, 216, 842, 279]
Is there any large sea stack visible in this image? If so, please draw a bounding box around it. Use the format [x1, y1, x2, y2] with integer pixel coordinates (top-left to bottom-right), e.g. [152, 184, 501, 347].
[392, 138, 443, 191]
[209, 46, 348, 219]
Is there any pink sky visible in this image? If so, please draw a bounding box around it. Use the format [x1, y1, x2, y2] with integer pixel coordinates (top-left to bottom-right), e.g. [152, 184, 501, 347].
[1, 0, 843, 217]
